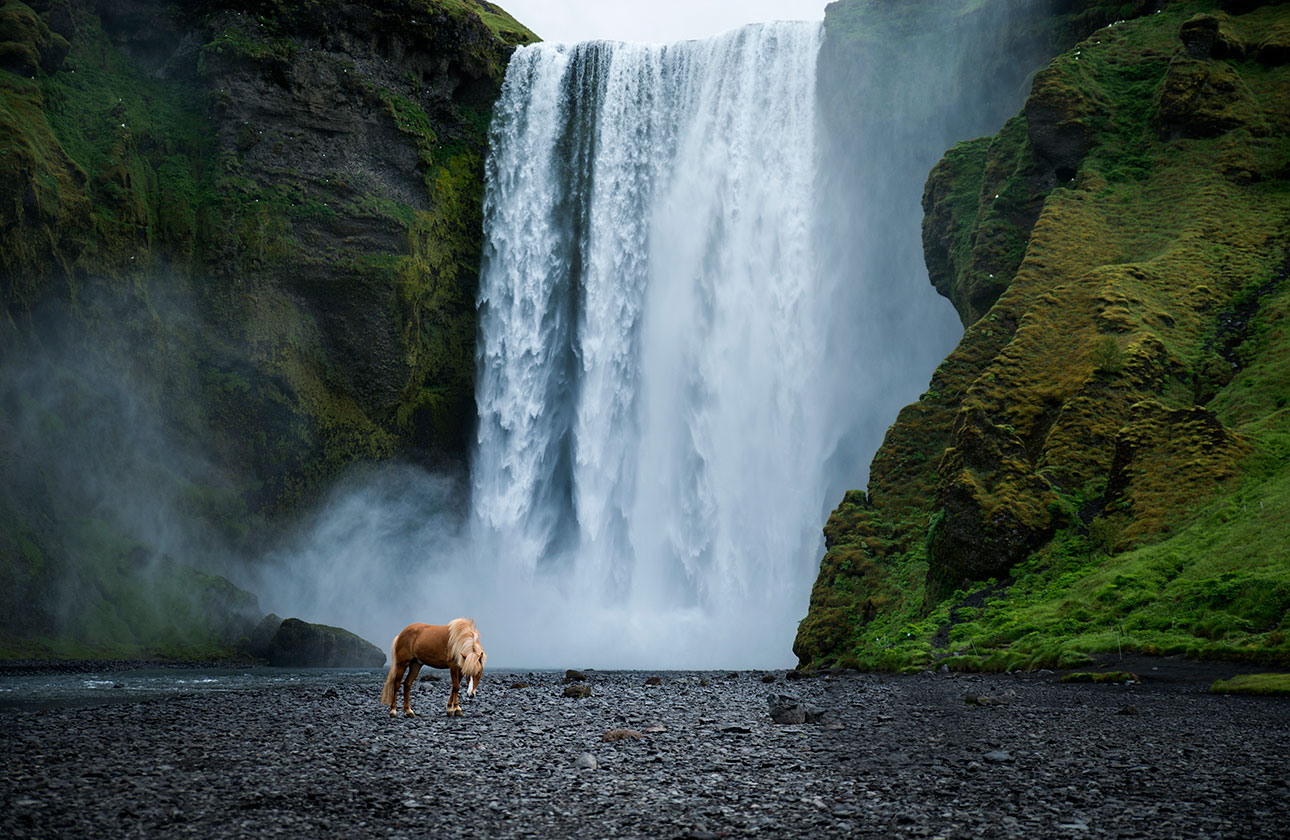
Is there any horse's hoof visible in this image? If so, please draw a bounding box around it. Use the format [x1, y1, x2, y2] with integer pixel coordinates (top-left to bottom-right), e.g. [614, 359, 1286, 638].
[406, 710, 416, 718]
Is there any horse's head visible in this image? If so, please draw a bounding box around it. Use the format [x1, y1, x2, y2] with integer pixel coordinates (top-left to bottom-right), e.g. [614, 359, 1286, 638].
[462, 645, 485, 697]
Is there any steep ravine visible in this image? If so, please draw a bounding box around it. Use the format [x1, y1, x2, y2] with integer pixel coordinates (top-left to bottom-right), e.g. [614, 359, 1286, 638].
[0, 0, 533, 657]
[797, 0, 1290, 672]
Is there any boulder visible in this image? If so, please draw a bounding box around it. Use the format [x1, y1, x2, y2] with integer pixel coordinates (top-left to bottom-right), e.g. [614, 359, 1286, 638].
[767, 693, 843, 727]
[241, 613, 283, 661]
[264, 618, 385, 668]
[767, 694, 807, 724]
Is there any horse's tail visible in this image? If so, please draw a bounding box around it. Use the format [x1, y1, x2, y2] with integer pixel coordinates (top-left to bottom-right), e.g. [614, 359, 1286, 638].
[379, 634, 400, 706]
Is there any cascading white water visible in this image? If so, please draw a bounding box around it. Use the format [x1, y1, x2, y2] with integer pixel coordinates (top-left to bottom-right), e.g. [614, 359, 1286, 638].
[473, 23, 837, 667]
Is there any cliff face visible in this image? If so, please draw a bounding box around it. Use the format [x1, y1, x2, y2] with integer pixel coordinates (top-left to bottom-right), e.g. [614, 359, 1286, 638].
[797, 0, 1290, 671]
[0, 0, 533, 657]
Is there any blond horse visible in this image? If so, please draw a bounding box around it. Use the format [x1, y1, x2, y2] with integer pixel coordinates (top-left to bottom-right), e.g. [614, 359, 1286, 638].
[380, 618, 486, 717]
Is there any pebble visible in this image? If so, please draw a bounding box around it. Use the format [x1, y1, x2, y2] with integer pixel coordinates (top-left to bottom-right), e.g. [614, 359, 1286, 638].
[2, 668, 1287, 839]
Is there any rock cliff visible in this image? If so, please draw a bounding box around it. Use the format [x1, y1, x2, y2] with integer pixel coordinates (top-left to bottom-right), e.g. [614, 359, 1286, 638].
[797, 0, 1290, 671]
[0, 0, 533, 658]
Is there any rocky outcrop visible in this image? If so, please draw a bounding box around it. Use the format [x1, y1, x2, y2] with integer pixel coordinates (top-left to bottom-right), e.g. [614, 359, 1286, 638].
[262, 617, 385, 667]
[0, 0, 533, 660]
[798, 0, 1290, 672]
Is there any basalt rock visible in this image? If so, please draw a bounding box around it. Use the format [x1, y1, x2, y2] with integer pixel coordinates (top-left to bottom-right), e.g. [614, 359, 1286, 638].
[264, 618, 385, 668]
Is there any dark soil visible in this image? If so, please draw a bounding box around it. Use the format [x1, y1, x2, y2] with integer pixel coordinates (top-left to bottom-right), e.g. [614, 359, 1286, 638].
[3, 662, 1288, 839]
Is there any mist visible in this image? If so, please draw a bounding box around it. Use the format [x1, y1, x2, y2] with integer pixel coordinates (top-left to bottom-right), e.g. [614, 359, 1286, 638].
[3, 3, 1059, 670]
[0, 287, 258, 646]
[255, 4, 1060, 670]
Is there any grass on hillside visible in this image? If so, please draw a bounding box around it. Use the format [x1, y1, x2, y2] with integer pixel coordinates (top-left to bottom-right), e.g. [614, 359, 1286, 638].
[1209, 673, 1290, 695]
[800, 0, 1290, 675]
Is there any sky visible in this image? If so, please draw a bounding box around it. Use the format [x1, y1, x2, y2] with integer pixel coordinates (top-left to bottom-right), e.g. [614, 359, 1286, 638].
[496, 0, 827, 44]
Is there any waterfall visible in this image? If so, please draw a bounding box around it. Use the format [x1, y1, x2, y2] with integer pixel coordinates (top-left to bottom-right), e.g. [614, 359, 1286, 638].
[473, 23, 835, 667]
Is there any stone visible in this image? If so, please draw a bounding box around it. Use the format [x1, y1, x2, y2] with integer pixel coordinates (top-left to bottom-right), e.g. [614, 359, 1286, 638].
[983, 750, 1013, 763]
[242, 613, 283, 661]
[263, 618, 385, 668]
[767, 694, 807, 725]
[564, 670, 587, 682]
[644, 676, 662, 686]
[803, 705, 843, 728]
[963, 693, 1012, 706]
[575, 753, 598, 770]
[601, 729, 642, 742]
[563, 685, 592, 699]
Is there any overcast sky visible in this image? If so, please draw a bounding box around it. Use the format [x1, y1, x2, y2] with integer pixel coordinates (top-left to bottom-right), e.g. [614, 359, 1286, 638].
[498, 0, 827, 44]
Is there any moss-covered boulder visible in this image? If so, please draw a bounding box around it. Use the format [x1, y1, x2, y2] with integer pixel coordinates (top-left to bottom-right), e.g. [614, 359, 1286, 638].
[264, 617, 385, 667]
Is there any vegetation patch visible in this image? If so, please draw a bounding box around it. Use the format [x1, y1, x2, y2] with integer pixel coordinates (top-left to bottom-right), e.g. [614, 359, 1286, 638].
[799, 0, 1290, 673]
[1209, 673, 1290, 695]
[1061, 671, 1140, 684]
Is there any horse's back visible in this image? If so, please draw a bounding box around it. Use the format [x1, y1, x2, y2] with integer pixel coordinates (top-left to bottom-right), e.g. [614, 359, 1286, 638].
[399, 622, 452, 668]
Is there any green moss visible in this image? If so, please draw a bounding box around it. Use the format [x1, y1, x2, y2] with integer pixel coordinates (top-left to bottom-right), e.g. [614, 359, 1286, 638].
[800, 0, 1290, 672]
[1062, 670, 1140, 683]
[2, 0, 528, 660]
[1210, 673, 1290, 695]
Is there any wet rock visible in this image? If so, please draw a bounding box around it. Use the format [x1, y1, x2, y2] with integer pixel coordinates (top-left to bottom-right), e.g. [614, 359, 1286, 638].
[768, 694, 807, 724]
[264, 618, 385, 668]
[563, 685, 592, 699]
[983, 750, 1013, 763]
[601, 729, 642, 742]
[963, 693, 1013, 706]
[242, 613, 283, 661]
[804, 706, 843, 729]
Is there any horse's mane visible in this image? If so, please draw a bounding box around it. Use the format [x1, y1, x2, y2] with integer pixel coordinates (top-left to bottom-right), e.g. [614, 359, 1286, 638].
[447, 617, 485, 677]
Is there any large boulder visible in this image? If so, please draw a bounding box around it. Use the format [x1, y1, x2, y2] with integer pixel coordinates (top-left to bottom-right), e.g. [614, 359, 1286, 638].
[263, 618, 385, 667]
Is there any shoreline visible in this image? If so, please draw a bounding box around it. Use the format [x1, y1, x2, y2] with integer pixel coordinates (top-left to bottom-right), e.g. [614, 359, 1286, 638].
[3, 668, 1288, 839]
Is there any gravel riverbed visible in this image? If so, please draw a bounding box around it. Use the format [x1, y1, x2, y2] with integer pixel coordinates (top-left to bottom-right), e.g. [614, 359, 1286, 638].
[3, 662, 1288, 839]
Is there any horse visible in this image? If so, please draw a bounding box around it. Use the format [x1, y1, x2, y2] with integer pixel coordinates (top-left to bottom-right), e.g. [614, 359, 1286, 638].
[380, 618, 486, 717]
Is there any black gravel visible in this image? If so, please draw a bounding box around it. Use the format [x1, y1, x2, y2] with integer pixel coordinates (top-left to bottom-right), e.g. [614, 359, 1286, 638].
[3, 665, 1289, 839]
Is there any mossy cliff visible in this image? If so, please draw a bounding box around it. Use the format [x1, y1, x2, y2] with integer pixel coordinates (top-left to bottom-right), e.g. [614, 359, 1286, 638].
[0, 0, 534, 658]
[797, 0, 1290, 672]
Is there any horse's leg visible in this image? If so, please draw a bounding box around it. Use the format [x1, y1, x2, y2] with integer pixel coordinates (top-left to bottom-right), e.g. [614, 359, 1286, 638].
[448, 665, 462, 716]
[403, 661, 422, 717]
[387, 659, 406, 718]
